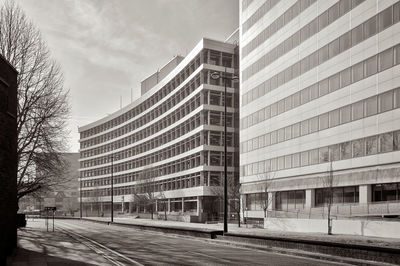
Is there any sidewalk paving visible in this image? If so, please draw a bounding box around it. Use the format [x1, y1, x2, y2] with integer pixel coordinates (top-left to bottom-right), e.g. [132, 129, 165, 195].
[85, 215, 400, 249]
[7, 220, 110, 266]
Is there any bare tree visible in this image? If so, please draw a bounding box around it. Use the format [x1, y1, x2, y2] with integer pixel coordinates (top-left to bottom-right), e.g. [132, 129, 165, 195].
[258, 173, 275, 218]
[133, 167, 158, 219]
[211, 175, 242, 227]
[0, 1, 70, 207]
[321, 162, 335, 235]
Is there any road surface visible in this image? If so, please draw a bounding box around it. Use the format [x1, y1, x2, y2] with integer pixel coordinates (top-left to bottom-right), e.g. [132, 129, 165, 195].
[48, 219, 344, 265]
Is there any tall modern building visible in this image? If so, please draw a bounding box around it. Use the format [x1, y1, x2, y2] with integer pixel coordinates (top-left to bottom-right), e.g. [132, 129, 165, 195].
[240, 0, 400, 219]
[79, 38, 239, 222]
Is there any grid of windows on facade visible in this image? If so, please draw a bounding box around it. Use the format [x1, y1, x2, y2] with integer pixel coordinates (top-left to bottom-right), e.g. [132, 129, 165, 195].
[241, 44, 400, 131]
[242, 130, 400, 176]
[80, 49, 236, 140]
[242, 0, 281, 33]
[372, 182, 400, 202]
[242, 1, 400, 101]
[80, 70, 238, 152]
[242, 0, 317, 58]
[241, 86, 400, 154]
[81, 151, 236, 178]
[81, 171, 236, 197]
[315, 186, 359, 206]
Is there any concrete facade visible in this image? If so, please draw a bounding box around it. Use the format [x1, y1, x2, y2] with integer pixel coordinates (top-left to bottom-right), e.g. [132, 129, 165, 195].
[79, 38, 239, 222]
[240, 0, 400, 219]
[0, 54, 18, 263]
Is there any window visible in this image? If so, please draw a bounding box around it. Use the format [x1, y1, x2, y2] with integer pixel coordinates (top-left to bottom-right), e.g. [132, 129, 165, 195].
[319, 10, 329, 30]
[340, 31, 351, 52]
[395, 88, 400, 108]
[352, 101, 364, 120]
[319, 78, 329, 96]
[329, 3, 340, 23]
[319, 147, 329, 163]
[310, 117, 319, 133]
[278, 99, 285, 114]
[352, 139, 364, 158]
[352, 61, 364, 82]
[395, 2, 400, 24]
[285, 126, 292, 140]
[292, 153, 300, 168]
[340, 105, 351, 124]
[292, 92, 301, 108]
[365, 55, 378, 77]
[340, 68, 351, 88]
[379, 90, 393, 112]
[364, 96, 378, 116]
[366, 135, 378, 155]
[379, 48, 393, 71]
[329, 144, 340, 161]
[310, 51, 319, 69]
[329, 109, 340, 127]
[301, 87, 310, 104]
[329, 38, 340, 58]
[310, 149, 319, 164]
[301, 151, 309, 166]
[319, 45, 329, 63]
[379, 132, 394, 153]
[319, 113, 329, 130]
[340, 141, 352, 160]
[329, 74, 340, 93]
[309, 84, 318, 100]
[271, 103, 278, 117]
[379, 6, 393, 31]
[301, 120, 309, 136]
[394, 130, 400, 150]
[292, 123, 300, 138]
[339, 0, 351, 15]
[285, 155, 292, 169]
[364, 15, 378, 39]
[271, 131, 277, 144]
[351, 24, 363, 46]
[278, 156, 285, 170]
[278, 128, 285, 143]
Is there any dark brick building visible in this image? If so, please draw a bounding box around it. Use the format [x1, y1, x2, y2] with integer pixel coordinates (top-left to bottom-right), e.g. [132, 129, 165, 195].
[0, 54, 18, 263]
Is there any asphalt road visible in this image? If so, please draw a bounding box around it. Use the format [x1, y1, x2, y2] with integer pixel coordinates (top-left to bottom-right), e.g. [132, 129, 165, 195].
[53, 219, 343, 266]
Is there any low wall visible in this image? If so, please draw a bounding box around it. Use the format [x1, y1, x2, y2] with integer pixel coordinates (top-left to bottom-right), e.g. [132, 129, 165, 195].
[264, 218, 400, 238]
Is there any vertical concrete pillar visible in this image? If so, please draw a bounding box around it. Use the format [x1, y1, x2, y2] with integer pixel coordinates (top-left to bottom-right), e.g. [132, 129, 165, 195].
[128, 202, 133, 213]
[182, 198, 185, 213]
[155, 200, 158, 212]
[359, 185, 371, 204]
[305, 189, 315, 208]
[196, 196, 202, 216]
[168, 199, 171, 213]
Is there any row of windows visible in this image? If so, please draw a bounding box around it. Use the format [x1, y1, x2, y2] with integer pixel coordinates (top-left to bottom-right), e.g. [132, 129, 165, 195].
[81, 77, 201, 148]
[81, 69, 239, 150]
[242, 44, 400, 130]
[242, 1, 400, 96]
[81, 113, 201, 159]
[81, 133, 201, 169]
[242, 130, 400, 176]
[242, 0, 316, 58]
[81, 49, 235, 139]
[82, 150, 236, 179]
[81, 131, 236, 169]
[242, 0, 367, 81]
[242, 0, 280, 33]
[315, 186, 359, 206]
[241, 87, 400, 154]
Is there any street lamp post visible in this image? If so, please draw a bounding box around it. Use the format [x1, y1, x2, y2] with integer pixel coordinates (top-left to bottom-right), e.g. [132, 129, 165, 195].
[110, 154, 118, 223]
[210, 67, 238, 233]
[80, 178, 82, 218]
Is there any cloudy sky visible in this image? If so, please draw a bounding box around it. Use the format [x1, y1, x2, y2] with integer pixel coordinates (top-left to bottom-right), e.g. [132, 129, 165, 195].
[13, 0, 239, 152]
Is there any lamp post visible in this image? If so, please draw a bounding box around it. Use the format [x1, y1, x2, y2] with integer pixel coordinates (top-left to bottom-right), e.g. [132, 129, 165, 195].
[210, 67, 238, 233]
[80, 178, 82, 218]
[110, 154, 118, 223]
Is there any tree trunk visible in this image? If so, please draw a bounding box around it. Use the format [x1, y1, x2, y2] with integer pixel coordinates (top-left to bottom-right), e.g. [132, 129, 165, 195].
[237, 211, 241, 227]
[164, 202, 167, 221]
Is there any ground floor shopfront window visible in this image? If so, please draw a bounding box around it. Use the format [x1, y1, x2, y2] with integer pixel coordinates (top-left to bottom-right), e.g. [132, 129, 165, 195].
[275, 190, 305, 210]
[372, 182, 400, 202]
[315, 186, 359, 206]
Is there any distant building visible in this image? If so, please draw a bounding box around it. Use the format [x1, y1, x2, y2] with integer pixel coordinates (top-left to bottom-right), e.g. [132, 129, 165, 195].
[79, 38, 239, 222]
[239, 0, 400, 220]
[0, 54, 18, 263]
[19, 153, 80, 216]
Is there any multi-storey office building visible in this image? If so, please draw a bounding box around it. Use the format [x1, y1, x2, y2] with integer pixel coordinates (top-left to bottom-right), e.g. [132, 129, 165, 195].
[240, 0, 400, 219]
[79, 38, 239, 222]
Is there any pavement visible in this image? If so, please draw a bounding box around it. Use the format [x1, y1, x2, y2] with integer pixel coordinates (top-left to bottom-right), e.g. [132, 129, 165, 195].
[83, 215, 400, 249]
[7, 219, 347, 266]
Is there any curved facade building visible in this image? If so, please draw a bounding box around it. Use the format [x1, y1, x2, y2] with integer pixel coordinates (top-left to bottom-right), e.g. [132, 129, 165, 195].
[78, 38, 239, 222]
